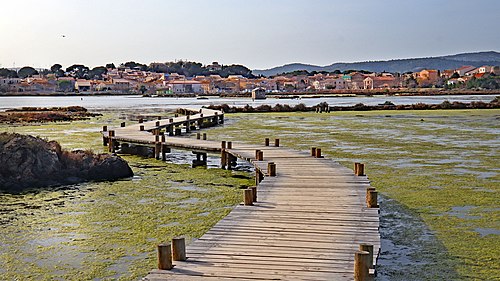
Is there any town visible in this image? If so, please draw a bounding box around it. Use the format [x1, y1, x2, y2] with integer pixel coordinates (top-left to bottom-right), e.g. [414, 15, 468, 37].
[1, 61, 499, 96]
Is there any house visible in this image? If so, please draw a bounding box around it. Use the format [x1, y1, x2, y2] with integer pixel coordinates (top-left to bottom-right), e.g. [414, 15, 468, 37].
[363, 76, 400, 90]
[418, 69, 439, 82]
[455, 66, 476, 76]
[251, 87, 266, 100]
[112, 78, 131, 91]
[75, 80, 92, 92]
[477, 66, 494, 73]
[166, 80, 204, 94]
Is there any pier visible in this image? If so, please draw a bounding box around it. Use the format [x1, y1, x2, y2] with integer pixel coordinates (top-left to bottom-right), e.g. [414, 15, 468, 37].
[102, 108, 380, 280]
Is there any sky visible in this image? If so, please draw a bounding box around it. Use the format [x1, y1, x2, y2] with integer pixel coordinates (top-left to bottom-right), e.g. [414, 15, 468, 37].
[0, 0, 499, 70]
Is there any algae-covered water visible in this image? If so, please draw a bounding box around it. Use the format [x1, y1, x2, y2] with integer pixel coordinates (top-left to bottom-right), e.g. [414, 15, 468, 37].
[0, 113, 253, 280]
[205, 109, 500, 280]
[1, 109, 499, 280]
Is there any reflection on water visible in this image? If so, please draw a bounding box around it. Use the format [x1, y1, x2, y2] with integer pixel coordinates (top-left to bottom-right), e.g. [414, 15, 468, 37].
[0, 94, 496, 110]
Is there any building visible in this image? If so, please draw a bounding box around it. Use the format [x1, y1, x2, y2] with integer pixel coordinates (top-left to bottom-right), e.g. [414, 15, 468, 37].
[455, 66, 476, 76]
[166, 80, 204, 94]
[75, 80, 92, 92]
[251, 87, 266, 100]
[363, 76, 400, 89]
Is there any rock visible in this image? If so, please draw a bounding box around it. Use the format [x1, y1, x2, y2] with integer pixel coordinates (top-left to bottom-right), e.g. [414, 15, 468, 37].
[0, 133, 133, 193]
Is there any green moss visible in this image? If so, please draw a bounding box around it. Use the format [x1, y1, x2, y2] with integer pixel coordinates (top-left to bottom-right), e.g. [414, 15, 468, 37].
[205, 109, 500, 280]
[0, 114, 253, 280]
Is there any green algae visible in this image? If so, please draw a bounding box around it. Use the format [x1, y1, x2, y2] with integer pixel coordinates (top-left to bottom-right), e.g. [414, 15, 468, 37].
[205, 109, 500, 280]
[0, 113, 252, 280]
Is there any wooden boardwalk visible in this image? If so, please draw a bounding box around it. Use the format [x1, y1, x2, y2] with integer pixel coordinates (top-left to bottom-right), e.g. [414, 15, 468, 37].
[103, 109, 380, 280]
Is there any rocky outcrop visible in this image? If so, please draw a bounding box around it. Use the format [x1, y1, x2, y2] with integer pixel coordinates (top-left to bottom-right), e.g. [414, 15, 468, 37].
[0, 133, 133, 192]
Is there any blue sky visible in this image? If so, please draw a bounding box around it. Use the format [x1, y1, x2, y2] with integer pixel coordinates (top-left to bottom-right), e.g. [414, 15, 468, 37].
[0, 0, 499, 70]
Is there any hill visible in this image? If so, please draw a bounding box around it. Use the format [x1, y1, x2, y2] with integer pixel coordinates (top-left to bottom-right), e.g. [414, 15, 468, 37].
[253, 51, 500, 76]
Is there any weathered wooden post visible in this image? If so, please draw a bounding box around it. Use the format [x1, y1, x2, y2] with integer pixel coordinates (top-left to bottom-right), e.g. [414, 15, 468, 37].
[250, 186, 257, 202]
[244, 189, 253, 206]
[140, 125, 144, 131]
[196, 132, 201, 139]
[175, 127, 182, 135]
[355, 163, 365, 176]
[367, 190, 378, 208]
[255, 170, 264, 185]
[315, 148, 322, 158]
[264, 138, 270, 146]
[366, 187, 376, 204]
[155, 142, 161, 160]
[359, 243, 374, 269]
[274, 138, 280, 147]
[158, 243, 173, 270]
[161, 144, 169, 161]
[311, 147, 316, 157]
[155, 135, 160, 142]
[139, 118, 143, 123]
[354, 250, 370, 281]
[202, 133, 207, 140]
[255, 150, 261, 160]
[157, 116, 162, 120]
[169, 118, 174, 123]
[161, 135, 166, 142]
[120, 122, 126, 127]
[268, 162, 276, 176]
[221, 141, 227, 169]
[102, 126, 108, 146]
[108, 130, 115, 153]
[156, 121, 160, 127]
[171, 237, 186, 261]
[227, 141, 232, 149]
[174, 113, 178, 118]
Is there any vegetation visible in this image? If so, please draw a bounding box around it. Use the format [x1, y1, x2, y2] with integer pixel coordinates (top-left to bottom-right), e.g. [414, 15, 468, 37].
[467, 76, 500, 90]
[0, 106, 100, 123]
[204, 110, 500, 280]
[17, 66, 38, 79]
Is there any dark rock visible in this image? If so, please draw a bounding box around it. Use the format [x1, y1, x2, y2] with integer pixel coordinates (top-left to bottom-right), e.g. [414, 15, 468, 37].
[0, 133, 133, 193]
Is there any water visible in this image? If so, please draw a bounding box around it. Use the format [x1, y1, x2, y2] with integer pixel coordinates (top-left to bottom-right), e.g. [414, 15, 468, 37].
[0, 94, 496, 111]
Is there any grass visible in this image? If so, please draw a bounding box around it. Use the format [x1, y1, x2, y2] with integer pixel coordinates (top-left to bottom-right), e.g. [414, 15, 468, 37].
[203, 109, 500, 280]
[0, 113, 253, 280]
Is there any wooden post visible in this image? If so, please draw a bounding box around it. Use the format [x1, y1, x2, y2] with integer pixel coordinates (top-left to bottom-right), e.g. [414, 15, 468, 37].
[171, 237, 186, 261]
[155, 135, 160, 142]
[358, 163, 365, 176]
[202, 133, 207, 140]
[359, 244, 374, 269]
[161, 135, 166, 142]
[140, 125, 144, 131]
[102, 125, 108, 132]
[158, 243, 173, 270]
[274, 138, 280, 147]
[258, 150, 264, 161]
[311, 147, 316, 157]
[315, 148, 322, 158]
[155, 142, 161, 160]
[158, 116, 162, 120]
[196, 132, 201, 139]
[161, 144, 168, 161]
[354, 162, 359, 175]
[169, 118, 174, 123]
[255, 150, 261, 160]
[120, 122, 126, 127]
[139, 118, 143, 123]
[250, 186, 257, 202]
[156, 121, 160, 126]
[366, 187, 376, 204]
[227, 141, 232, 149]
[264, 138, 270, 146]
[221, 141, 226, 149]
[268, 162, 276, 176]
[367, 190, 378, 208]
[244, 189, 253, 206]
[255, 170, 264, 185]
[354, 250, 370, 281]
[108, 130, 115, 153]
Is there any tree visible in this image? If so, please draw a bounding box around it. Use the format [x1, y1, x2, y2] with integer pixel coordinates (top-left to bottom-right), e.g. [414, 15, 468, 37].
[88, 66, 107, 80]
[57, 80, 74, 92]
[0, 68, 18, 78]
[50, 64, 62, 73]
[450, 72, 460, 79]
[106, 63, 116, 69]
[139, 85, 148, 94]
[18, 66, 38, 78]
[66, 64, 90, 79]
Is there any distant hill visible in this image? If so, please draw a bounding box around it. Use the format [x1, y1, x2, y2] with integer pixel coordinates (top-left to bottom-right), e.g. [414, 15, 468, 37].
[253, 51, 500, 77]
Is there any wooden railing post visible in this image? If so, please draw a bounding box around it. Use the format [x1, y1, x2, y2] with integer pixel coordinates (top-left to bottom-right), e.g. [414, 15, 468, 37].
[315, 148, 322, 158]
[108, 130, 115, 153]
[359, 244, 374, 269]
[202, 133, 207, 140]
[264, 138, 269, 146]
[367, 190, 378, 208]
[102, 125, 108, 131]
[196, 132, 201, 139]
[139, 118, 143, 123]
[172, 237, 186, 261]
[158, 243, 173, 270]
[140, 125, 144, 131]
[255, 170, 264, 185]
[311, 147, 316, 157]
[355, 163, 365, 176]
[354, 250, 370, 281]
[156, 121, 160, 127]
[227, 141, 232, 149]
[274, 138, 280, 147]
[268, 162, 276, 176]
[244, 189, 253, 205]
[120, 122, 126, 127]
[250, 186, 257, 202]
